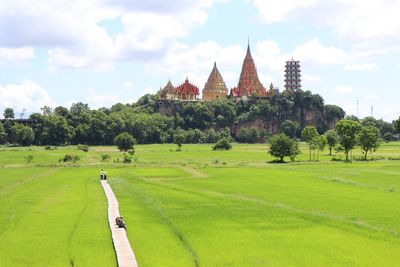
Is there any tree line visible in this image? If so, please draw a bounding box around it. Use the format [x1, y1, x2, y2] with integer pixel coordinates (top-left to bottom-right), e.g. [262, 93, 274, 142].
[0, 90, 399, 147]
[268, 118, 399, 162]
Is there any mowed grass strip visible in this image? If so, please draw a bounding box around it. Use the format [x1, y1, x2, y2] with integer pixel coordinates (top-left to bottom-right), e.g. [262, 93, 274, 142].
[0, 167, 116, 267]
[109, 162, 400, 267]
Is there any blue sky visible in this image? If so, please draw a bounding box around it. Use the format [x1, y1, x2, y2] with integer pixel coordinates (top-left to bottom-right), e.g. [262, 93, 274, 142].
[0, 0, 399, 121]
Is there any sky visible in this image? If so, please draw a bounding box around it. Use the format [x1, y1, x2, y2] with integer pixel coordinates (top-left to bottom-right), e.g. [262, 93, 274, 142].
[0, 0, 399, 121]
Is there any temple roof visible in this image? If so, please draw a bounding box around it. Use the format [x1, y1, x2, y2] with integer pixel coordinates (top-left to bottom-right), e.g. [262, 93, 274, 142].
[158, 79, 176, 97]
[176, 78, 200, 95]
[237, 44, 267, 96]
[203, 62, 228, 94]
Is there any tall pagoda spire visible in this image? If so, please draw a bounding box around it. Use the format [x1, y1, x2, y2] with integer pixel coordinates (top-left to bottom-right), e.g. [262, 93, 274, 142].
[202, 62, 228, 101]
[236, 42, 267, 97]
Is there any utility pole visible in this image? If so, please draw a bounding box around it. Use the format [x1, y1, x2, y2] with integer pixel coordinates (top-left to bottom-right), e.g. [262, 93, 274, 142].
[371, 105, 374, 117]
[357, 99, 359, 118]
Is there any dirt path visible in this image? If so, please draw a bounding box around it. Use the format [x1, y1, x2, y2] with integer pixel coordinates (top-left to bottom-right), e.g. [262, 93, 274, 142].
[101, 180, 138, 267]
[179, 166, 208, 178]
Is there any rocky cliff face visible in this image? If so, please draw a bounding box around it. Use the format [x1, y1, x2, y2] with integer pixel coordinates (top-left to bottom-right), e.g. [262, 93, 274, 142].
[154, 93, 345, 137]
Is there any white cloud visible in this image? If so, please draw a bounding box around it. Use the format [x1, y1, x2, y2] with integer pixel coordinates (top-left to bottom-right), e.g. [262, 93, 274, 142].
[250, 0, 400, 41]
[302, 74, 323, 83]
[0, 0, 220, 72]
[249, 0, 319, 23]
[293, 38, 347, 65]
[86, 93, 123, 109]
[250, 0, 400, 63]
[0, 47, 34, 63]
[0, 80, 56, 117]
[334, 86, 354, 94]
[145, 38, 351, 91]
[345, 63, 377, 71]
[146, 41, 245, 88]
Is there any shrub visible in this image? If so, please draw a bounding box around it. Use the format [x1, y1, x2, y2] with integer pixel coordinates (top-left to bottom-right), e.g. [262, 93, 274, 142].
[45, 145, 57, 150]
[212, 138, 232, 151]
[100, 154, 111, 161]
[25, 155, 33, 163]
[123, 153, 132, 163]
[114, 132, 135, 152]
[61, 154, 80, 162]
[77, 144, 89, 152]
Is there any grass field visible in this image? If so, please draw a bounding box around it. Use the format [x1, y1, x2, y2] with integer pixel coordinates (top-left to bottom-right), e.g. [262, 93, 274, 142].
[1, 142, 400, 266]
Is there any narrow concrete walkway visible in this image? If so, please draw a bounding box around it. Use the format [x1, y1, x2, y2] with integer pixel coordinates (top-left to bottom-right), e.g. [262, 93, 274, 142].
[101, 180, 138, 267]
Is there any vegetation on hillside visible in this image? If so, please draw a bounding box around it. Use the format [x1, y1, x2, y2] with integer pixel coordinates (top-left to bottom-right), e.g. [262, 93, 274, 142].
[0, 91, 398, 149]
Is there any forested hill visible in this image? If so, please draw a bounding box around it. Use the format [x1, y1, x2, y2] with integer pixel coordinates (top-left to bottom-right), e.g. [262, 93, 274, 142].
[1, 89, 353, 146]
[155, 90, 345, 135]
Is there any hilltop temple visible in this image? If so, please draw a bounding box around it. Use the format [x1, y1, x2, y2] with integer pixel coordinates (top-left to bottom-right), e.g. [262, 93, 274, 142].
[157, 42, 294, 101]
[230, 44, 274, 100]
[202, 62, 228, 101]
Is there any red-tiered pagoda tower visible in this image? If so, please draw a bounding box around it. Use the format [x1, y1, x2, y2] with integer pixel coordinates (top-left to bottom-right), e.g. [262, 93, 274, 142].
[176, 78, 200, 101]
[230, 43, 268, 99]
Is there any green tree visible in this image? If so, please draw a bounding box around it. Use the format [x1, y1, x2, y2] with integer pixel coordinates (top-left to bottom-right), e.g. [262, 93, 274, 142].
[203, 128, 218, 143]
[279, 120, 299, 138]
[237, 127, 259, 143]
[114, 132, 135, 151]
[0, 123, 7, 144]
[40, 115, 74, 145]
[10, 123, 34, 146]
[395, 117, 400, 133]
[4, 108, 14, 119]
[54, 106, 71, 118]
[40, 106, 53, 115]
[301, 126, 319, 160]
[325, 129, 338, 155]
[316, 135, 327, 160]
[212, 138, 232, 151]
[268, 133, 300, 162]
[383, 132, 393, 142]
[174, 131, 185, 151]
[335, 119, 362, 161]
[70, 102, 90, 116]
[358, 125, 381, 160]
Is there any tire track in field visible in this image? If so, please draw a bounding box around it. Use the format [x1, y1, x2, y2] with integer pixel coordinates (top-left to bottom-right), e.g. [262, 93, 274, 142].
[67, 178, 89, 267]
[315, 175, 400, 193]
[179, 166, 208, 178]
[137, 177, 400, 239]
[117, 178, 200, 267]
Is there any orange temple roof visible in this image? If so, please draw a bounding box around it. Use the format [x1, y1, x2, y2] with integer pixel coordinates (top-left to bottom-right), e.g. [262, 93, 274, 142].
[232, 44, 267, 97]
[176, 78, 200, 95]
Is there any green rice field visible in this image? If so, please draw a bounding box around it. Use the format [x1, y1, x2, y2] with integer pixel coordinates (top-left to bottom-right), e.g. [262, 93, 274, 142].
[1, 142, 400, 266]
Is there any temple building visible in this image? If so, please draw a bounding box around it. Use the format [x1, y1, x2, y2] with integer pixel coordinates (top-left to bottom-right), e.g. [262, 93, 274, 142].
[202, 62, 228, 101]
[230, 43, 271, 100]
[157, 41, 287, 102]
[284, 59, 302, 91]
[158, 80, 177, 100]
[175, 78, 200, 101]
